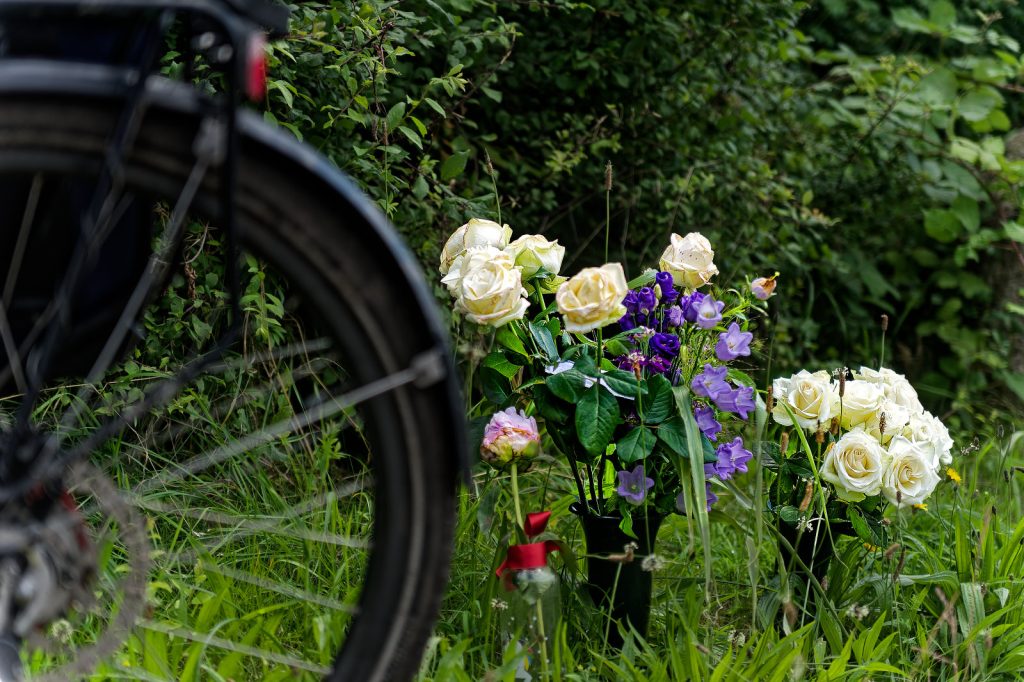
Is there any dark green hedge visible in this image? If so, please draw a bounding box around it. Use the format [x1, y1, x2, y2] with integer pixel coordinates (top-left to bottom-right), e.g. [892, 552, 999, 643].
[265, 0, 1024, 426]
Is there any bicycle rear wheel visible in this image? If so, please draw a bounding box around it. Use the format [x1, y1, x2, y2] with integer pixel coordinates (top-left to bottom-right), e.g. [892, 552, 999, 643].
[0, 75, 463, 681]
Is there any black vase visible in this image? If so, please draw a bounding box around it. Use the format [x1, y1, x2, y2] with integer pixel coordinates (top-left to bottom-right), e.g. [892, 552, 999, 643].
[570, 502, 664, 648]
[778, 520, 852, 585]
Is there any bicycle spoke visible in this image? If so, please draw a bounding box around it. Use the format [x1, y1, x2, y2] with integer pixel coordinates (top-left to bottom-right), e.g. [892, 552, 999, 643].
[0, 173, 43, 394]
[133, 477, 372, 551]
[128, 350, 441, 495]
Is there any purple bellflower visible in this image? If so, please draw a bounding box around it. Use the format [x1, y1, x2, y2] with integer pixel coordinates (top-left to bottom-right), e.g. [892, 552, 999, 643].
[694, 404, 722, 441]
[617, 464, 654, 505]
[693, 296, 725, 330]
[650, 332, 680, 358]
[691, 364, 731, 400]
[715, 322, 753, 361]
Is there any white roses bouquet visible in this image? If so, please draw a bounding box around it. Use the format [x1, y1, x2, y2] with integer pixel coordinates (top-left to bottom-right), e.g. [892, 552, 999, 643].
[768, 365, 956, 549]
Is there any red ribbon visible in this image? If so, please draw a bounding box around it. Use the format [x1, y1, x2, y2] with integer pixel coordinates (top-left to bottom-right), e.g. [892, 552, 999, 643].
[495, 510, 558, 587]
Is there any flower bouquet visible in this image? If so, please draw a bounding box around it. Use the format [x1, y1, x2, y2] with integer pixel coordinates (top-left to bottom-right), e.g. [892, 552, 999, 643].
[441, 218, 774, 642]
[767, 364, 956, 581]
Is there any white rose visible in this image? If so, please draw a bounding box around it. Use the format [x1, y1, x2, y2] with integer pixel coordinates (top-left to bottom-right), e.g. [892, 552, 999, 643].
[438, 218, 512, 275]
[455, 260, 529, 327]
[854, 366, 924, 414]
[864, 399, 912, 445]
[505, 234, 566, 279]
[658, 232, 719, 289]
[555, 263, 629, 333]
[821, 429, 886, 501]
[771, 370, 839, 430]
[881, 436, 941, 507]
[903, 411, 954, 468]
[441, 246, 515, 294]
[838, 380, 885, 430]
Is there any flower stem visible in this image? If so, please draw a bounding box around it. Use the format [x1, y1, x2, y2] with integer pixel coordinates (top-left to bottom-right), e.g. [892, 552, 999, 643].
[511, 462, 525, 534]
[535, 600, 549, 676]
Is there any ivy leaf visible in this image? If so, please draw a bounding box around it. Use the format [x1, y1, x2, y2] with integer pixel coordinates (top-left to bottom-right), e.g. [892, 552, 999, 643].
[616, 426, 656, 464]
[575, 385, 619, 456]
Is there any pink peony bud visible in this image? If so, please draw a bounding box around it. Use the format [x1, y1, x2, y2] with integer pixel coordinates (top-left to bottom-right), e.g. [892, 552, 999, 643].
[750, 273, 779, 300]
[481, 407, 541, 467]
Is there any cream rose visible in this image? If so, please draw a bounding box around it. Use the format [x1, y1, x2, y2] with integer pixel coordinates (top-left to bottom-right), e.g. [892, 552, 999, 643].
[838, 380, 885, 430]
[854, 366, 924, 413]
[441, 246, 515, 294]
[771, 370, 839, 430]
[438, 218, 512, 275]
[821, 429, 886, 501]
[658, 232, 719, 289]
[505, 234, 566, 279]
[864, 399, 912, 445]
[903, 411, 954, 468]
[881, 436, 941, 507]
[454, 260, 529, 327]
[556, 263, 629, 333]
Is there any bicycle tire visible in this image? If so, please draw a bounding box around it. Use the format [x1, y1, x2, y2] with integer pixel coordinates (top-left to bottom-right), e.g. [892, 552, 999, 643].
[0, 71, 463, 681]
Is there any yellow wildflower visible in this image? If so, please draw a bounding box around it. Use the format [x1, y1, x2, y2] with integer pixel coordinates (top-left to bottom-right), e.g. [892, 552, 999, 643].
[913, 503, 928, 511]
[947, 467, 962, 484]
[863, 542, 881, 552]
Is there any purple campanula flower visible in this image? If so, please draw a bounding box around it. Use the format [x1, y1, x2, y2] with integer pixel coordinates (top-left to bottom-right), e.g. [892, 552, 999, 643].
[712, 384, 756, 420]
[650, 332, 680, 358]
[682, 291, 705, 323]
[694, 404, 722, 441]
[619, 313, 637, 333]
[637, 286, 657, 313]
[664, 305, 684, 328]
[647, 355, 672, 375]
[693, 296, 725, 330]
[713, 437, 753, 480]
[715, 322, 753, 361]
[750, 274, 778, 300]
[654, 271, 679, 304]
[617, 352, 648, 376]
[623, 290, 641, 314]
[617, 464, 654, 505]
[691, 363, 731, 399]
[674, 483, 718, 514]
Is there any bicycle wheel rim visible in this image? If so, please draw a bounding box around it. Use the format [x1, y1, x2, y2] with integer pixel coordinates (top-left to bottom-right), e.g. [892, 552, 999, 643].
[0, 89, 460, 681]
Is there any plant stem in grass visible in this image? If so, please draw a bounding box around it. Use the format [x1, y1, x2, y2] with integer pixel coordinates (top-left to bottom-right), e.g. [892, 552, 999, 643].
[604, 161, 612, 263]
[603, 563, 623, 650]
[535, 600, 549, 677]
[511, 462, 525, 534]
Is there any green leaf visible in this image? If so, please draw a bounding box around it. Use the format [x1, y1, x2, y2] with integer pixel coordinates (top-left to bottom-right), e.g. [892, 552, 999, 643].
[495, 325, 528, 358]
[918, 68, 957, 107]
[1004, 221, 1024, 243]
[385, 101, 406, 131]
[545, 369, 588, 403]
[924, 208, 962, 243]
[959, 86, 1003, 123]
[534, 387, 569, 424]
[656, 415, 690, 456]
[616, 426, 656, 463]
[848, 505, 881, 545]
[482, 351, 520, 378]
[642, 374, 675, 424]
[951, 195, 980, 232]
[529, 321, 558, 362]
[480, 367, 510, 405]
[778, 505, 800, 524]
[441, 150, 469, 180]
[575, 385, 619, 456]
[928, 0, 956, 28]
[423, 97, 446, 118]
[599, 369, 645, 398]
